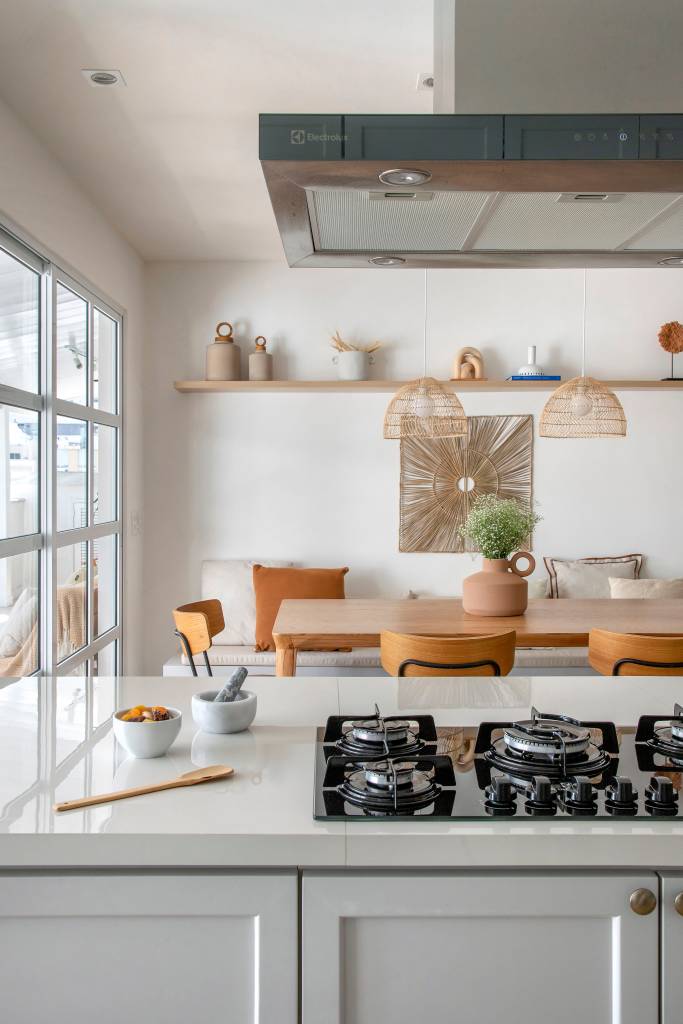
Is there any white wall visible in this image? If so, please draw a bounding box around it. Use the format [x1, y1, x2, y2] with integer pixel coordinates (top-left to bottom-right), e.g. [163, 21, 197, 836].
[143, 260, 683, 672]
[0, 95, 145, 671]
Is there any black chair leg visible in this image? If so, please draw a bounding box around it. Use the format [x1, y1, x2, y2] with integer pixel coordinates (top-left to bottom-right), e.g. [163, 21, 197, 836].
[203, 651, 213, 677]
[397, 658, 501, 676]
[175, 629, 198, 677]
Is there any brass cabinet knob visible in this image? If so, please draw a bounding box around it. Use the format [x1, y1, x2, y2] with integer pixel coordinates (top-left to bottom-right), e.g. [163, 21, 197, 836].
[675, 892, 683, 917]
[630, 888, 657, 915]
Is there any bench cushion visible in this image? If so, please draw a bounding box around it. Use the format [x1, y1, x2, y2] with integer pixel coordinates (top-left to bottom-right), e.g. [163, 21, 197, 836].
[180, 645, 590, 670]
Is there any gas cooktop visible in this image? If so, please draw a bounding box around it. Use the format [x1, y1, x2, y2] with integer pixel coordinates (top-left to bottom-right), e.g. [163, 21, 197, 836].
[314, 703, 683, 820]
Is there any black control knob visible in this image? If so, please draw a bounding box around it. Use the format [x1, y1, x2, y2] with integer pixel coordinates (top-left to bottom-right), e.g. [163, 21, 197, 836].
[605, 776, 638, 815]
[524, 775, 556, 816]
[563, 776, 598, 815]
[645, 775, 679, 816]
[484, 776, 517, 816]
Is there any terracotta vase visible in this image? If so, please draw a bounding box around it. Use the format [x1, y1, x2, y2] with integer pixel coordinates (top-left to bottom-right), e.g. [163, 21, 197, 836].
[462, 552, 536, 617]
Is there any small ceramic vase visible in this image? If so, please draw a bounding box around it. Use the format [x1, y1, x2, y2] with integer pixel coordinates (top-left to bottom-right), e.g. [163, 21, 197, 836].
[249, 336, 273, 381]
[516, 345, 543, 377]
[206, 321, 241, 380]
[462, 552, 536, 617]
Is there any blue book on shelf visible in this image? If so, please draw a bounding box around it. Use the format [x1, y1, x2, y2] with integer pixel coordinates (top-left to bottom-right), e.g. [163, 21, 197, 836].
[507, 374, 561, 381]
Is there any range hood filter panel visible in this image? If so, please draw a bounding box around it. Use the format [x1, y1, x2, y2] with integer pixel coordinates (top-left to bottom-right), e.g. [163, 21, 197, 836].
[310, 188, 491, 252]
[624, 199, 683, 250]
[472, 192, 681, 251]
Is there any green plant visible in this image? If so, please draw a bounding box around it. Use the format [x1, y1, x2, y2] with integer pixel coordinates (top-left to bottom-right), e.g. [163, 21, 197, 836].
[459, 494, 541, 560]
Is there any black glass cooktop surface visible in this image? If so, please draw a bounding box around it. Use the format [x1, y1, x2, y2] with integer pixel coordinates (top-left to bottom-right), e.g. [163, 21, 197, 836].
[314, 706, 683, 821]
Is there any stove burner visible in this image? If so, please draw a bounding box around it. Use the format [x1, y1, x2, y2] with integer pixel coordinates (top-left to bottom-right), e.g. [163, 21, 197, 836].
[647, 703, 683, 763]
[503, 710, 590, 759]
[335, 704, 425, 758]
[338, 757, 442, 814]
[480, 707, 615, 782]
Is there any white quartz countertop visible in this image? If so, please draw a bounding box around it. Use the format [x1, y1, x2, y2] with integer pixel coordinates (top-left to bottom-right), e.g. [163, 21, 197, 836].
[1, 674, 683, 869]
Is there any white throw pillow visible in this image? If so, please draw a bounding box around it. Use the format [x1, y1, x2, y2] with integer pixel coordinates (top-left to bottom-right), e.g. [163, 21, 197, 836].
[552, 560, 638, 599]
[0, 587, 38, 657]
[201, 559, 294, 645]
[609, 577, 683, 599]
[528, 578, 550, 599]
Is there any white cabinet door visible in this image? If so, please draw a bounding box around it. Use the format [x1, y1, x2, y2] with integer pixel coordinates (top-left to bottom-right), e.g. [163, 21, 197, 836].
[660, 873, 683, 1024]
[0, 872, 297, 1024]
[303, 872, 658, 1024]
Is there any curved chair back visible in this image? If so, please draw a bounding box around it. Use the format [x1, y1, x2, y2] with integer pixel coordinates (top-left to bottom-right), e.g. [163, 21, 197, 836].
[380, 630, 516, 677]
[589, 629, 683, 676]
[172, 599, 225, 676]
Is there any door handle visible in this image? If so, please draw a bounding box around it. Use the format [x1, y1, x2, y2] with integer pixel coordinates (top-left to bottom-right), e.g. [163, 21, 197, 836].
[629, 888, 657, 915]
[674, 892, 683, 916]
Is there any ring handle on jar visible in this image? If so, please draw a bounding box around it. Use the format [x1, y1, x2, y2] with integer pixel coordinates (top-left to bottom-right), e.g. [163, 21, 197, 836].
[509, 551, 535, 578]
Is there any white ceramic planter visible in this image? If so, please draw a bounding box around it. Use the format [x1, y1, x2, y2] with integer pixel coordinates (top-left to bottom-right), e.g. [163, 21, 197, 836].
[332, 350, 374, 381]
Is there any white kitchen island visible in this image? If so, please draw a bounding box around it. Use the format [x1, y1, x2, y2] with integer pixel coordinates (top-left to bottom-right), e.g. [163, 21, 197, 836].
[1, 674, 682, 1024]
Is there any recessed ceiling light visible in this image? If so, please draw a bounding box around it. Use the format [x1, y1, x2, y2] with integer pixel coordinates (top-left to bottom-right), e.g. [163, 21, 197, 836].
[369, 256, 406, 266]
[658, 257, 683, 267]
[81, 69, 126, 87]
[378, 168, 431, 186]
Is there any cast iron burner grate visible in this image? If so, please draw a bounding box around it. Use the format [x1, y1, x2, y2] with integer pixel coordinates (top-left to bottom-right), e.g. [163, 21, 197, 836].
[636, 703, 683, 765]
[324, 704, 437, 759]
[476, 707, 618, 783]
[322, 754, 455, 816]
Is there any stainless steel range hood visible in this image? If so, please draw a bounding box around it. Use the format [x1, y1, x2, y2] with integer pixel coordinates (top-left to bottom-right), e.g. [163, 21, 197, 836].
[259, 114, 683, 268]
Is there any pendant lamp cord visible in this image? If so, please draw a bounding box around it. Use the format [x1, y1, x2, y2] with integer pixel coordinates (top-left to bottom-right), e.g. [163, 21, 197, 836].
[581, 267, 587, 378]
[423, 268, 428, 377]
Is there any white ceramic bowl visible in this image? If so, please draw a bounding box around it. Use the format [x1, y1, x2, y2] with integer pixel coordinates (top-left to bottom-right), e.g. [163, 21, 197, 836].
[192, 690, 257, 734]
[113, 707, 182, 758]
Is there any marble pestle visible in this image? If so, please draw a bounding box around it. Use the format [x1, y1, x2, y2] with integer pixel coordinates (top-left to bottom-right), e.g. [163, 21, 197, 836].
[213, 667, 248, 703]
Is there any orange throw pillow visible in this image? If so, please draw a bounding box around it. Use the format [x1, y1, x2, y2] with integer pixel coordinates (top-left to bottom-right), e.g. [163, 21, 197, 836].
[252, 565, 349, 652]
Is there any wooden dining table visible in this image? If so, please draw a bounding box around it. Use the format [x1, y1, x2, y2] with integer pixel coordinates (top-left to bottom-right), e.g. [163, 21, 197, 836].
[271, 597, 683, 676]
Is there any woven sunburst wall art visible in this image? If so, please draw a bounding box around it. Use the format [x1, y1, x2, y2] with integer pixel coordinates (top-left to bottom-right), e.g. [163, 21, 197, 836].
[399, 415, 533, 553]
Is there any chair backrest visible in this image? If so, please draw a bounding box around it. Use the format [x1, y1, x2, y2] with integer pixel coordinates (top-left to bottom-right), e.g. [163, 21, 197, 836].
[172, 599, 225, 655]
[380, 630, 516, 677]
[589, 629, 683, 676]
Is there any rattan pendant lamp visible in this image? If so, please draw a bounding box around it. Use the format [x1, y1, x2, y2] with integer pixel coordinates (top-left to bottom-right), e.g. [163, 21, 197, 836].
[539, 270, 627, 438]
[383, 270, 467, 439]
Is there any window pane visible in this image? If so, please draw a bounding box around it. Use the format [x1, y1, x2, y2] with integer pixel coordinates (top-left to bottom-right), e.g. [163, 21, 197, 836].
[64, 661, 86, 677]
[93, 309, 117, 412]
[0, 405, 38, 538]
[94, 534, 116, 638]
[0, 247, 39, 393]
[56, 284, 87, 405]
[57, 416, 87, 531]
[93, 424, 116, 524]
[93, 641, 116, 680]
[57, 543, 87, 662]
[0, 550, 39, 676]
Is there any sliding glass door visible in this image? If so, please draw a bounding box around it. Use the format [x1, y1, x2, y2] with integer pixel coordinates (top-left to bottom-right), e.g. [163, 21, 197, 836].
[0, 226, 122, 677]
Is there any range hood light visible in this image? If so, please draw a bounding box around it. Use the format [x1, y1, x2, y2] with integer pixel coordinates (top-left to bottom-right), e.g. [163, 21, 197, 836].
[658, 257, 683, 266]
[369, 256, 406, 266]
[378, 168, 432, 186]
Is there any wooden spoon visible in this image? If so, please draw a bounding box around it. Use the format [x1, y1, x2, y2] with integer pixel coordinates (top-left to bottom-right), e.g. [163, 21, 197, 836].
[54, 764, 234, 812]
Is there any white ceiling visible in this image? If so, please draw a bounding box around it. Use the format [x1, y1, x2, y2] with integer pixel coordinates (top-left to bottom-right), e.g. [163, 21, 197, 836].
[0, 0, 432, 261]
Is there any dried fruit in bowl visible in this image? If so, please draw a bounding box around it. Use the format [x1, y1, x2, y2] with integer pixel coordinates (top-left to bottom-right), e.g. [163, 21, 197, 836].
[121, 704, 171, 722]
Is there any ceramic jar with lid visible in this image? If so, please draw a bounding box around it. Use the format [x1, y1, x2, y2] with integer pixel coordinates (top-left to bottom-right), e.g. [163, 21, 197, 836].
[248, 335, 273, 381]
[206, 321, 241, 380]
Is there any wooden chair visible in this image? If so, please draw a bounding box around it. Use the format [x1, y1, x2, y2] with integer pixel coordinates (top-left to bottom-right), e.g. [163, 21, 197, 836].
[589, 629, 683, 676]
[380, 630, 516, 677]
[172, 599, 225, 677]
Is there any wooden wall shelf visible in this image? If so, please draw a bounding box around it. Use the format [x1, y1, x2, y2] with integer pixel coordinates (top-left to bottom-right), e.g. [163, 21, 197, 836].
[174, 379, 683, 394]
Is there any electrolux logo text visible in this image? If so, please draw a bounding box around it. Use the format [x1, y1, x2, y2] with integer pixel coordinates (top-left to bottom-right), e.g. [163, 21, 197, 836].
[290, 128, 346, 145]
